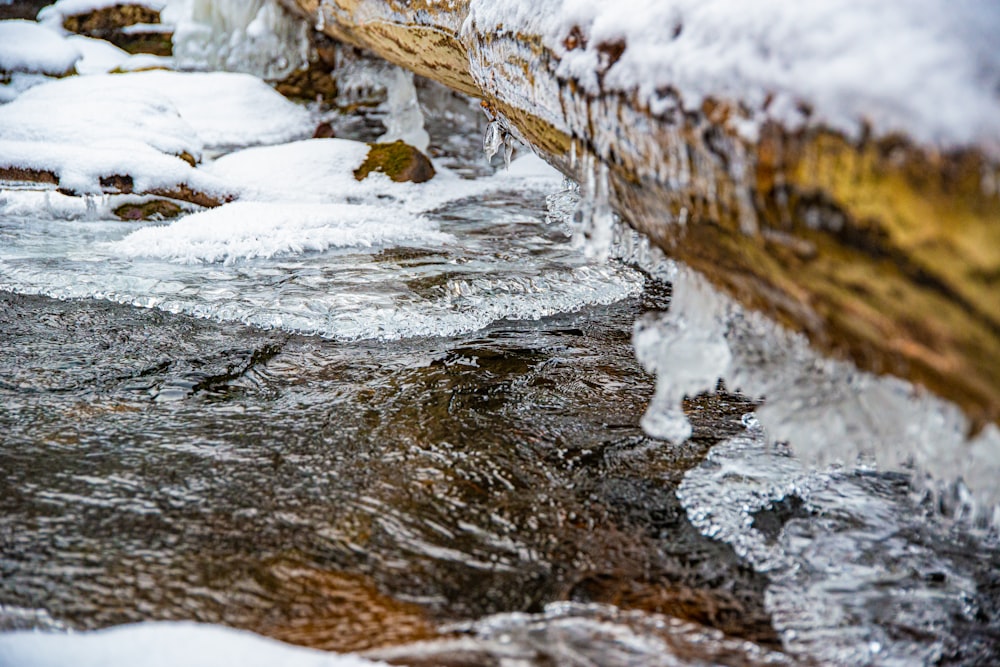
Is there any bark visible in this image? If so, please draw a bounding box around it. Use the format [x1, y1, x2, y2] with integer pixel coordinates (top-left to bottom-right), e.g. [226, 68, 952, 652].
[301, 0, 1000, 426]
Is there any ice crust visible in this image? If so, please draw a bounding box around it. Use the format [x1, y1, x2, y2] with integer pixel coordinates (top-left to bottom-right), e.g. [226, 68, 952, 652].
[677, 424, 994, 664]
[465, 0, 1000, 154]
[108, 201, 453, 264]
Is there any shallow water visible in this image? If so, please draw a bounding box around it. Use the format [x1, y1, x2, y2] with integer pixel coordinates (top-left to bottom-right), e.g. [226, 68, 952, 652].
[2, 103, 1000, 666]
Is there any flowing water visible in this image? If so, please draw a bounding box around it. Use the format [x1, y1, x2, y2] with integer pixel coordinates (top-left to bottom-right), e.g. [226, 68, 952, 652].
[2, 85, 1000, 666]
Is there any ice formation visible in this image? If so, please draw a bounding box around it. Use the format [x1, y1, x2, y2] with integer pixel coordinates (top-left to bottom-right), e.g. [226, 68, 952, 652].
[168, 0, 310, 80]
[377, 67, 430, 154]
[677, 423, 996, 664]
[617, 228, 1000, 518]
[107, 201, 452, 264]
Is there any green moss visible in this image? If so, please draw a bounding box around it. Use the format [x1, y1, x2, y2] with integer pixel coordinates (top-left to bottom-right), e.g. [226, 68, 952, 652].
[354, 140, 435, 183]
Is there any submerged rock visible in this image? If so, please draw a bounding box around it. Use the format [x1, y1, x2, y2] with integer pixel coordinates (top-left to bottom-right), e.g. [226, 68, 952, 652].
[355, 140, 435, 183]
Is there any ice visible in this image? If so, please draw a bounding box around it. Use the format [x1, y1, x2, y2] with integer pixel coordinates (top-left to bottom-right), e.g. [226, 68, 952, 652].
[627, 256, 1000, 517]
[0, 20, 80, 76]
[106, 201, 452, 265]
[0, 621, 384, 667]
[677, 425, 996, 664]
[466, 0, 1000, 155]
[377, 67, 430, 154]
[170, 0, 310, 81]
[569, 153, 615, 262]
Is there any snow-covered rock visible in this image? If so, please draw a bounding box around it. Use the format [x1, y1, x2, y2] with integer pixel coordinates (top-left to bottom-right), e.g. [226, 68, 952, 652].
[0, 20, 80, 76]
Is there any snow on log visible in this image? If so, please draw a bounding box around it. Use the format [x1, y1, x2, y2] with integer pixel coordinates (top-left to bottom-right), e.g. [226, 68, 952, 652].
[302, 0, 1000, 427]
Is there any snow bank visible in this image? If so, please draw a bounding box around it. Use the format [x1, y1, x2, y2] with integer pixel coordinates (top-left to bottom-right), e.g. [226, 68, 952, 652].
[0, 74, 202, 159]
[466, 0, 1000, 152]
[116, 70, 314, 150]
[208, 140, 562, 209]
[0, 20, 80, 75]
[0, 622, 384, 667]
[0, 139, 228, 197]
[107, 201, 453, 264]
[205, 139, 373, 201]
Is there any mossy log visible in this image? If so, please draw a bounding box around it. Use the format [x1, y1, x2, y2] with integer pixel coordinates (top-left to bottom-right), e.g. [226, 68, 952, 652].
[299, 0, 1000, 427]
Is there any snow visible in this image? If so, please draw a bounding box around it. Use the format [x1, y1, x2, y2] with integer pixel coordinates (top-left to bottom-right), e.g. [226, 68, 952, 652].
[204, 139, 373, 202]
[465, 0, 1000, 154]
[0, 74, 204, 159]
[0, 70, 313, 194]
[67, 34, 132, 74]
[0, 20, 80, 75]
[0, 622, 384, 667]
[0, 138, 228, 197]
[115, 70, 314, 150]
[107, 201, 453, 264]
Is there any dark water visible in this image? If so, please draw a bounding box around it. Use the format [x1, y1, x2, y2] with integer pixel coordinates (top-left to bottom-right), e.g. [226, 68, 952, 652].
[0, 279, 780, 644]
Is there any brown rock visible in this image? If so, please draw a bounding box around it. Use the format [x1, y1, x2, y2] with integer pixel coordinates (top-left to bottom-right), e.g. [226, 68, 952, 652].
[312, 121, 336, 139]
[354, 140, 435, 183]
[113, 199, 184, 221]
[61, 4, 172, 56]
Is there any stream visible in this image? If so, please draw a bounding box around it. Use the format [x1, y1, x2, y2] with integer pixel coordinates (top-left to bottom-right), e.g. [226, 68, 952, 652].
[1, 82, 1000, 666]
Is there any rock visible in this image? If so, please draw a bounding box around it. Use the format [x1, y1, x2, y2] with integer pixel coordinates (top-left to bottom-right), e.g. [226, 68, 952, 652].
[57, 4, 172, 56]
[113, 199, 184, 221]
[272, 32, 339, 104]
[312, 121, 336, 139]
[354, 140, 435, 183]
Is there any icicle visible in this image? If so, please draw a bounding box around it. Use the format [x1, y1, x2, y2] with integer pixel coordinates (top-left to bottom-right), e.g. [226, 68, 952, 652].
[570, 155, 615, 261]
[377, 68, 430, 153]
[503, 133, 515, 169]
[315, 3, 325, 31]
[483, 119, 504, 162]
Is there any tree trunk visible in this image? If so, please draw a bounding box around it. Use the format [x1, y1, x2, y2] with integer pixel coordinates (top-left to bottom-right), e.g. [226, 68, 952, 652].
[301, 0, 1000, 427]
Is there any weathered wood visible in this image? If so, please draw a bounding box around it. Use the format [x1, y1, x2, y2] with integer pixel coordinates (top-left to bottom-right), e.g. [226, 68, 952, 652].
[301, 0, 1000, 426]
